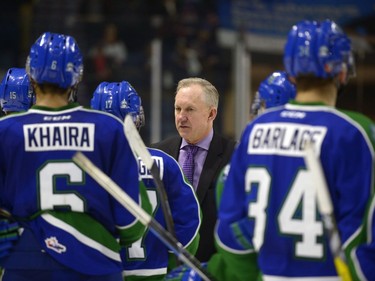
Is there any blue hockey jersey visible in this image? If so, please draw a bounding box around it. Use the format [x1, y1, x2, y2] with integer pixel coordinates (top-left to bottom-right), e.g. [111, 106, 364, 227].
[0, 104, 147, 275]
[122, 147, 201, 280]
[216, 102, 375, 280]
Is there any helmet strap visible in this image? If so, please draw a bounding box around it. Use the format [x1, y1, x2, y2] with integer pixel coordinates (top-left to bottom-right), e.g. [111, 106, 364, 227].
[29, 91, 35, 109]
[336, 71, 348, 97]
[337, 83, 346, 97]
[68, 85, 78, 102]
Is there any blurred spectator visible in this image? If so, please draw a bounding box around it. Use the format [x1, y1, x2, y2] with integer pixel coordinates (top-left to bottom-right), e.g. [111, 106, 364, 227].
[88, 23, 127, 81]
[0, 2, 21, 74]
[168, 38, 202, 86]
[195, 11, 229, 94]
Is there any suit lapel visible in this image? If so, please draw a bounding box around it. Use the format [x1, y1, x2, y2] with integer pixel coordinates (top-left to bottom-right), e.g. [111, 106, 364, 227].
[166, 137, 181, 160]
[196, 134, 223, 203]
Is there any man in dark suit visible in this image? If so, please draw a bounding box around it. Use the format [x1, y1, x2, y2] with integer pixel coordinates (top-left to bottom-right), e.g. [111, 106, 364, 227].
[151, 77, 236, 262]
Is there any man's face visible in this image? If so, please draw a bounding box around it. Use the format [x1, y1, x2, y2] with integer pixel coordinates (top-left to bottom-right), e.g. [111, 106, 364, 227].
[174, 84, 216, 144]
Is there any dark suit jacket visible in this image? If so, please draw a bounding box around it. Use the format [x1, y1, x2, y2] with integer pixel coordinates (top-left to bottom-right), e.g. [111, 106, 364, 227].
[151, 131, 236, 262]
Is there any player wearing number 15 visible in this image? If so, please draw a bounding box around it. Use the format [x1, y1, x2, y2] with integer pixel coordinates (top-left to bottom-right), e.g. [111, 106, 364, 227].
[0, 32, 151, 281]
[0, 67, 34, 115]
[205, 19, 375, 280]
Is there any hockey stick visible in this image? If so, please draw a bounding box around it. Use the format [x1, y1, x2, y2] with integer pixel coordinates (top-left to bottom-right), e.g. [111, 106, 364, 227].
[123, 115, 179, 255]
[72, 152, 214, 281]
[304, 142, 352, 281]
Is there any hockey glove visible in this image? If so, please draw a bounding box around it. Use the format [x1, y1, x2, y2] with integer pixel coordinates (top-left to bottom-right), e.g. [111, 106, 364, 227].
[165, 263, 207, 281]
[0, 218, 19, 258]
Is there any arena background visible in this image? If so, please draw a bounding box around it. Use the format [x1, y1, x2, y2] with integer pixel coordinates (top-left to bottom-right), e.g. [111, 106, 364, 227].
[1, 0, 374, 145]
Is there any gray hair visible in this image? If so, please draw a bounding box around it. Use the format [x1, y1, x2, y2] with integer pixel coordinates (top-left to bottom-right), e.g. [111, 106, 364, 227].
[176, 77, 219, 108]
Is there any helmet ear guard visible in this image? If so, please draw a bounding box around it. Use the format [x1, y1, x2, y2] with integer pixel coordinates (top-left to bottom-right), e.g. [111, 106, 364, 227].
[283, 19, 355, 87]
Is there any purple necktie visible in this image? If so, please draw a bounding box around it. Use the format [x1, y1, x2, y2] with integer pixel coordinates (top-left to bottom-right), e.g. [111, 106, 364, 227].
[182, 145, 199, 187]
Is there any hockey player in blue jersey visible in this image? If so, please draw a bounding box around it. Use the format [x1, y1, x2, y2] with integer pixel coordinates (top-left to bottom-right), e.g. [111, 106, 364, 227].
[166, 19, 375, 281]
[0, 67, 34, 115]
[90, 81, 201, 281]
[250, 70, 296, 119]
[0, 32, 151, 281]
[216, 70, 297, 203]
[212, 19, 374, 281]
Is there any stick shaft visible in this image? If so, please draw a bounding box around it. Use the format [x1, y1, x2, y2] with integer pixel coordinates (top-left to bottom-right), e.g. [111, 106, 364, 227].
[304, 143, 352, 280]
[123, 115, 177, 240]
[73, 152, 151, 225]
[72, 152, 213, 281]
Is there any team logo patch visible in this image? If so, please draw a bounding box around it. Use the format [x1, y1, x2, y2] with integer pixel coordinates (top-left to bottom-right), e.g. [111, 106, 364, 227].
[45, 236, 67, 253]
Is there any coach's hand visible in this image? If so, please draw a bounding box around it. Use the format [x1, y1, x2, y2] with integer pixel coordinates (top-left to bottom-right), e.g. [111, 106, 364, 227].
[0, 218, 19, 258]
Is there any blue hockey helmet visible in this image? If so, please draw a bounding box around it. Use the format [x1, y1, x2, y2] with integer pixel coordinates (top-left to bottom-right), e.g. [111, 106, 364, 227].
[91, 81, 145, 129]
[284, 19, 355, 83]
[0, 68, 34, 112]
[251, 71, 296, 116]
[26, 32, 83, 89]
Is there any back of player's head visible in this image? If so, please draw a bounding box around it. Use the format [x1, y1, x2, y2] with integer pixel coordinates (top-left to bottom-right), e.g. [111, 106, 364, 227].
[251, 71, 296, 116]
[91, 81, 145, 129]
[26, 32, 83, 89]
[0, 68, 34, 113]
[283, 19, 355, 84]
